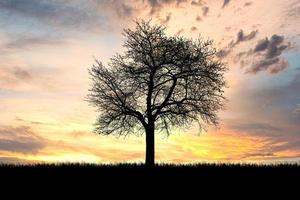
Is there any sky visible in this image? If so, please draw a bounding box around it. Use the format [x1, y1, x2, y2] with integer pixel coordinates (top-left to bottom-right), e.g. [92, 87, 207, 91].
[0, 0, 300, 164]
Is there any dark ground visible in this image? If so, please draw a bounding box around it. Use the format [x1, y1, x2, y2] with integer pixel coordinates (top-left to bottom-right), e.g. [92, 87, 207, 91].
[1, 163, 299, 196]
[1, 163, 299, 180]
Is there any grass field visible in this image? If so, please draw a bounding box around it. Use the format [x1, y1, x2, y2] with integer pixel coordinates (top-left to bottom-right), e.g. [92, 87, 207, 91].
[1, 163, 299, 193]
[1, 162, 299, 178]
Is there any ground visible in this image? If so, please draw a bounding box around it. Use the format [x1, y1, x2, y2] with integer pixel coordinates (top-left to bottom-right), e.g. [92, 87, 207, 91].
[0, 163, 299, 196]
[1, 163, 299, 179]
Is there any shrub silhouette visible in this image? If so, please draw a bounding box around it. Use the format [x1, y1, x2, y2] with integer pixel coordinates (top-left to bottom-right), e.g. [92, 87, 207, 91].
[87, 20, 227, 166]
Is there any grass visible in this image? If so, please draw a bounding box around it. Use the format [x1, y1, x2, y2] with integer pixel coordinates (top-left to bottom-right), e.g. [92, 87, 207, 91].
[1, 162, 299, 178]
[0, 163, 299, 191]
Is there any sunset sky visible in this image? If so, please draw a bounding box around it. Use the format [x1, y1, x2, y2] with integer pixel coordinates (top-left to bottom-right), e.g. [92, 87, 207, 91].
[0, 0, 300, 164]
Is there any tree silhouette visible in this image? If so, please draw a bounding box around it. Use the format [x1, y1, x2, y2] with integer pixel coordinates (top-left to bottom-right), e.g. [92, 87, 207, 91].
[87, 20, 227, 166]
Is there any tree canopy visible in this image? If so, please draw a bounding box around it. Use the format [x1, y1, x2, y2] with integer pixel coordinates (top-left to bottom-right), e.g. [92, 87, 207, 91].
[88, 20, 227, 138]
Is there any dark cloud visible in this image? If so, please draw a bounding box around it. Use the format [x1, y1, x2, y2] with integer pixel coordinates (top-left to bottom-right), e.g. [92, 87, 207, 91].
[216, 49, 231, 58]
[0, 156, 36, 164]
[190, 26, 197, 32]
[147, 0, 187, 14]
[112, 1, 133, 18]
[0, 66, 32, 87]
[191, 0, 203, 6]
[0, 0, 98, 27]
[148, 0, 187, 7]
[4, 35, 64, 50]
[11, 67, 32, 80]
[222, 0, 230, 8]
[265, 35, 290, 59]
[254, 38, 269, 52]
[190, 1, 208, 18]
[0, 139, 43, 153]
[0, 64, 63, 92]
[196, 15, 202, 21]
[244, 34, 292, 74]
[236, 30, 258, 44]
[229, 121, 283, 134]
[244, 2, 252, 7]
[253, 35, 290, 59]
[267, 60, 289, 74]
[202, 6, 209, 16]
[217, 29, 258, 58]
[0, 0, 133, 31]
[247, 58, 281, 73]
[0, 126, 46, 154]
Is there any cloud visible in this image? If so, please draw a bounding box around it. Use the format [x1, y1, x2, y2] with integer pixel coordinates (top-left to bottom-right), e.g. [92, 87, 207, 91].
[0, 0, 98, 27]
[216, 49, 231, 58]
[285, 1, 300, 19]
[226, 70, 300, 138]
[271, 140, 300, 154]
[222, 0, 230, 8]
[253, 35, 291, 59]
[0, 64, 61, 92]
[229, 121, 283, 134]
[0, 0, 133, 32]
[190, 26, 197, 32]
[190, 1, 208, 18]
[4, 35, 64, 50]
[15, 117, 55, 126]
[147, 0, 187, 14]
[0, 126, 46, 154]
[247, 58, 288, 74]
[0, 66, 32, 87]
[243, 34, 292, 74]
[243, 152, 275, 159]
[160, 13, 172, 24]
[254, 38, 269, 52]
[202, 6, 209, 16]
[0, 156, 35, 164]
[11, 67, 32, 80]
[196, 15, 202, 21]
[217, 29, 258, 58]
[191, 0, 203, 6]
[147, 0, 187, 7]
[241, 137, 300, 160]
[244, 2, 252, 7]
[235, 30, 258, 44]
[109, 1, 134, 18]
[222, 69, 300, 158]
[266, 36, 290, 59]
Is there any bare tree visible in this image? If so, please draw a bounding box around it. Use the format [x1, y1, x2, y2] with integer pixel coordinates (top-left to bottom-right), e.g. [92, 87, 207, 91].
[87, 20, 227, 166]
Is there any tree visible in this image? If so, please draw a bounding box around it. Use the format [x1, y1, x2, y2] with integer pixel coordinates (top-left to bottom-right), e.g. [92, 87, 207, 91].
[87, 20, 227, 167]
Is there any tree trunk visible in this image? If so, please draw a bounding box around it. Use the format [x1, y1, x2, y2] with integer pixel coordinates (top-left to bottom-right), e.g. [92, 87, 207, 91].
[145, 122, 155, 167]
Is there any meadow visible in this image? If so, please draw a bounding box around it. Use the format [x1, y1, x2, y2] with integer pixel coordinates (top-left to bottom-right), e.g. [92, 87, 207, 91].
[1, 162, 299, 179]
[1, 163, 299, 193]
